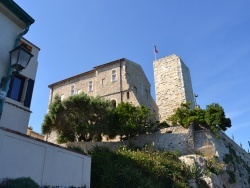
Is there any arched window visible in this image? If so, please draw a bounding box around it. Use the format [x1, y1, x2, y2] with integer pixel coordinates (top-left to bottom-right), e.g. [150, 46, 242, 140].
[61, 94, 65, 100]
[77, 89, 82, 94]
[111, 99, 117, 108]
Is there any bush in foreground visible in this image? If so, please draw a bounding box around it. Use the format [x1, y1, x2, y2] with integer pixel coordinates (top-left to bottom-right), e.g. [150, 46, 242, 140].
[89, 146, 190, 188]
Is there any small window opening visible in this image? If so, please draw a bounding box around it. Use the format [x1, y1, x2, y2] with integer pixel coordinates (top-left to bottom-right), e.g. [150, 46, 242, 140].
[89, 81, 93, 91]
[111, 99, 116, 108]
[111, 70, 117, 82]
[127, 91, 130, 99]
[70, 85, 75, 95]
[134, 86, 137, 95]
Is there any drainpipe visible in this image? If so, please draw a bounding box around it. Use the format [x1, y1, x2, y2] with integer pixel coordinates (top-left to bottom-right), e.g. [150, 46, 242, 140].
[0, 23, 31, 119]
[119, 59, 123, 103]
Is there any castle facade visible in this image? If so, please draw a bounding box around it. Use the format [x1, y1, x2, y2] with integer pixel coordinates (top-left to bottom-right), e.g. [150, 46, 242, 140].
[48, 54, 195, 123]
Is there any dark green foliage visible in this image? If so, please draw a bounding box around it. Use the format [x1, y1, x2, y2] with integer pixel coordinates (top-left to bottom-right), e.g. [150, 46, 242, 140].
[0, 177, 39, 188]
[206, 156, 223, 175]
[114, 102, 155, 140]
[90, 146, 190, 188]
[223, 154, 233, 164]
[42, 94, 156, 143]
[227, 170, 236, 184]
[42, 94, 115, 143]
[168, 103, 232, 134]
[168, 103, 192, 128]
[204, 103, 231, 132]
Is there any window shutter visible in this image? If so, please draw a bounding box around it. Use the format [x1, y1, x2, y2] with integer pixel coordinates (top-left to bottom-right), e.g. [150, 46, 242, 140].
[24, 79, 35, 107]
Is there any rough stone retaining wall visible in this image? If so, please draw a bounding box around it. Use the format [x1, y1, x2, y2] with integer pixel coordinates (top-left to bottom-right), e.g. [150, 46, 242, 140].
[195, 129, 250, 163]
[67, 125, 195, 155]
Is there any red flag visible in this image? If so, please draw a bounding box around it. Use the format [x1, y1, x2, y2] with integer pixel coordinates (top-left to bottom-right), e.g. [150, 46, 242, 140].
[154, 45, 158, 53]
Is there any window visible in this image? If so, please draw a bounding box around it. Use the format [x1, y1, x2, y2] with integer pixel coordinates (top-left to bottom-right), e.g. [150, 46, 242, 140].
[77, 89, 82, 94]
[89, 81, 93, 91]
[111, 70, 117, 82]
[145, 89, 148, 100]
[127, 91, 130, 99]
[134, 86, 137, 95]
[102, 78, 106, 85]
[7, 75, 34, 107]
[70, 85, 75, 95]
[24, 78, 34, 107]
[61, 94, 65, 100]
[7, 75, 25, 102]
[139, 82, 143, 94]
[111, 99, 116, 108]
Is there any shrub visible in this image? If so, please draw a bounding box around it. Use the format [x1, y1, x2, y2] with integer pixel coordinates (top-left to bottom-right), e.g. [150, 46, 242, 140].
[227, 170, 236, 184]
[90, 146, 190, 188]
[223, 154, 233, 164]
[0, 177, 39, 188]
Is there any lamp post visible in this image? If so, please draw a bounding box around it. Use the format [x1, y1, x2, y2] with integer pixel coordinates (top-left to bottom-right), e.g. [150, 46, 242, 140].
[194, 93, 198, 108]
[0, 45, 33, 119]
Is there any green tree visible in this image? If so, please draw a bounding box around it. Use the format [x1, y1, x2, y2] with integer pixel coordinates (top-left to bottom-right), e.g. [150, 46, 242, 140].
[168, 103, 232, 134]
[42, 95, 156, 143]
[42, 93, 113, 143]
[205, 103, 231, 132]
[167, 103, 192, 128]
[114, 102, 154, 140]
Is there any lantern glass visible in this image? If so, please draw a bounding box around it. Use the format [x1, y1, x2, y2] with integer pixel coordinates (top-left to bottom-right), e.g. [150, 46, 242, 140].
[9, 45, 33, 72]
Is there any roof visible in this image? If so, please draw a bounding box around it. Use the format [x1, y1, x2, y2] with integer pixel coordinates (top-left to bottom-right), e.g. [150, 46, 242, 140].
[0, 0, 35, 24]
[94, 58, 125, 69]
[48, 58, 126, 88]
[48, 70, 95, 88]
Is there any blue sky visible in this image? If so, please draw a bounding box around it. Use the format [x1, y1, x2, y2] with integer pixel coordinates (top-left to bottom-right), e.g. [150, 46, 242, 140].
[14, 0, 250, 151]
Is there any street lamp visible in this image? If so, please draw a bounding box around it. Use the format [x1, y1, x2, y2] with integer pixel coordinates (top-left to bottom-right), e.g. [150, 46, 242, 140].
[194, 93, 198, 108]
[0, 45, 33, 118]
[0, 45, 33, 89]
[9, 45, 33, 74]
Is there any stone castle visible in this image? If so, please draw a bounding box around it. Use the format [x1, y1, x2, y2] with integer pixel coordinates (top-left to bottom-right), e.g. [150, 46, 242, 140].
[48, 54, 194, 123]
[154, 54, 195, 121]
[47, 54, 250, 187]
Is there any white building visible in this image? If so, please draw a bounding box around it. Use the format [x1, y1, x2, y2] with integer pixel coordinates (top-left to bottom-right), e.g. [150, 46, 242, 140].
[0, 0, 40, 134]
[0, 1, 91, 187]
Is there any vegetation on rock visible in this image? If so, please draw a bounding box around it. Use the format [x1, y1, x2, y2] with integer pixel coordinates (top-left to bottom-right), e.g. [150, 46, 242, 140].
[168, 103, 232, 134]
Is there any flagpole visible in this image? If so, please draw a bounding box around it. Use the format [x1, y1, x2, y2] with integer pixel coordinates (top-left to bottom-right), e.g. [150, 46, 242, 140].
[153, 44, 156, 60]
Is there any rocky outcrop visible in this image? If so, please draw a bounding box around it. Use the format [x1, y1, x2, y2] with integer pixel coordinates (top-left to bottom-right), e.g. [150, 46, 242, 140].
[179, 153, 250, 188]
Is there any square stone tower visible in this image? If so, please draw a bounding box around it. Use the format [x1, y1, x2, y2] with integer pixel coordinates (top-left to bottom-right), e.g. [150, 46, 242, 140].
[153, 54, 195, 122]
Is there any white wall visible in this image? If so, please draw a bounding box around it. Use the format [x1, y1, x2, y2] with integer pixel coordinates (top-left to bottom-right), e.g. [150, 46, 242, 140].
[0, 98, 31, 133]
[0, 4, 40, 133]
[0, 128, 91, 187]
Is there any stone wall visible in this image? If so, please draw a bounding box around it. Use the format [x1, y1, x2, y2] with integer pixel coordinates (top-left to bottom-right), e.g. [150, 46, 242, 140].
[153, 54, 194, 122]
[48, 59, 156, 112]
[67, 125, 195, 155]
[194, 129, 250, 163]
[46, 59, 158, 143]
[195, 129, 250, 188]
